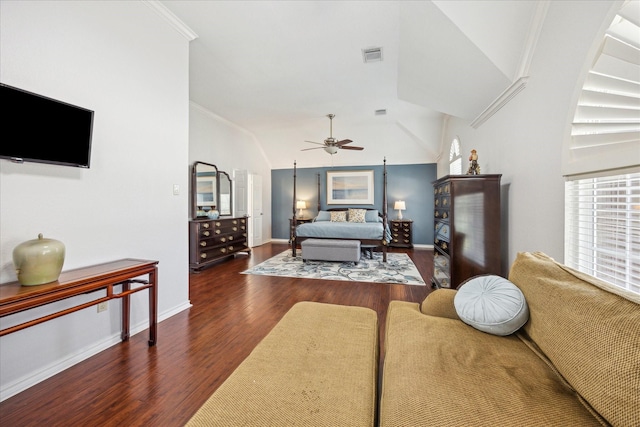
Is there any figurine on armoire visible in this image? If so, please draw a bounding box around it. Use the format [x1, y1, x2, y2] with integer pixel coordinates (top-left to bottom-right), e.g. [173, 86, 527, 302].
[467, 149, 481, 175]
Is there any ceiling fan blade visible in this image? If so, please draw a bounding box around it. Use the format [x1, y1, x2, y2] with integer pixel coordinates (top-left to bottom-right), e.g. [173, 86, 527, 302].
[339, 145, 364, 150]
[304, 140, 325, 146]
[337, 139, 353, 146]
[301, 146, 325, 151]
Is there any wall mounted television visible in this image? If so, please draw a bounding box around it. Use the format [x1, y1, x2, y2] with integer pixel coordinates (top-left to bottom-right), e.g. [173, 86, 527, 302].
[0, 83, 94, 168]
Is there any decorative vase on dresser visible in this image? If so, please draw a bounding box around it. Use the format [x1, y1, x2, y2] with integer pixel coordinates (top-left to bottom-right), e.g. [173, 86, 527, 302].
[189, 216, 251, 271]
[432, 174, 502, 289]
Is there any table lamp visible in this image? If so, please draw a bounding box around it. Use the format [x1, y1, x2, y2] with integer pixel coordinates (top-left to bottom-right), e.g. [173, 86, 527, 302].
[296, 200, 307, 217]
[394, 200, 406, 220]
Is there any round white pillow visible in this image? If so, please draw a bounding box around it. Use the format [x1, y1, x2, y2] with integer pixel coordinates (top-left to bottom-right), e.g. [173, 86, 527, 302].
[454, 275, 529, 336]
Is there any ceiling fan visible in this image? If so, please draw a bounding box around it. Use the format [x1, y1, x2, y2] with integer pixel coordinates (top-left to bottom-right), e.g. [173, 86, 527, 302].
[302, 114, 364, 155]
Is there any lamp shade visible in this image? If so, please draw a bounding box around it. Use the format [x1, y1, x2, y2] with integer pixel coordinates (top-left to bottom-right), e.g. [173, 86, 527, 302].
[296, 200, 306, 209]
[394, 201, 406, 210]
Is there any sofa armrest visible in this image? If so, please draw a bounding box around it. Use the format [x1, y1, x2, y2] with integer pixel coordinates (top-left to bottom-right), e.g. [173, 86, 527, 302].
[420, 289, 460, 320]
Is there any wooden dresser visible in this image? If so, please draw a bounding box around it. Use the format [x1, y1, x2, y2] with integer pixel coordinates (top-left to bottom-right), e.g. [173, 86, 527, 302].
[189, 216, 250, 271]
[389, 219, 413, 248]
[432, 175, 502, 289]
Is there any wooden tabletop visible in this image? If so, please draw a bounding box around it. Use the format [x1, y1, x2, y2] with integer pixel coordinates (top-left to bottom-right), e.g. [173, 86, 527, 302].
[0, 258, 158, 306]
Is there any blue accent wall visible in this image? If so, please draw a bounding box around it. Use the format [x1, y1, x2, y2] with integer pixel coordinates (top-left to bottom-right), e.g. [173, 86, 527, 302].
[271, 163, 437, 245]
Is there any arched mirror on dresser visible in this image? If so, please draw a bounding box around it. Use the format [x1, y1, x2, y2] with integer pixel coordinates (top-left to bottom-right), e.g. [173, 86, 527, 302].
[218, 171, 232, 216]
[192, 161, 219, 219]
[189, 162, 250, 272]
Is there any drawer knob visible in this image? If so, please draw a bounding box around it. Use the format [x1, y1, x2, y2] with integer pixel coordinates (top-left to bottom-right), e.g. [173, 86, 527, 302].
[220, 248, 227, 253]
[232, 227, 238, 231]
[202, 223, 210, 229]
[203, 231, 210, 237]
[200, 241, 206, 247]
[200, 253, 207, 259]
[229, 245, 234, 251]
[229, 235, 234, 240]
[232, 220, 238, 224]
[215, 222, 221, 227]
[215, 230, 221, 234]
[221, 237, 226, 243]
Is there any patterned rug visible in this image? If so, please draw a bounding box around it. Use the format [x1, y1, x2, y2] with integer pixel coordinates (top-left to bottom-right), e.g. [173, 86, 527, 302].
[242, 250, 425, 286]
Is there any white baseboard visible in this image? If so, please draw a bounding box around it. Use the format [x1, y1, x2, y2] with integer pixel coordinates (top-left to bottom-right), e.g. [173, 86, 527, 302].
[270, 238, 289, 244]
[0, 301, 192, 402]
[412, 244, 434, 250]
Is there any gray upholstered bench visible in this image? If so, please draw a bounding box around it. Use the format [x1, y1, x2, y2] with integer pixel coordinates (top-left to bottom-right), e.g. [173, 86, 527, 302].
[301, 238, 361, 263]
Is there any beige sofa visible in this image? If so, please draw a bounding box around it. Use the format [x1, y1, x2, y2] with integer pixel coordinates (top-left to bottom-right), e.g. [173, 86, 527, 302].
[380, 251, 639, 426]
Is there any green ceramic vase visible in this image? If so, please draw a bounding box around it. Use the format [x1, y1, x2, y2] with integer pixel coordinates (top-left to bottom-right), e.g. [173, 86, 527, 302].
[13, 233, 65, 286]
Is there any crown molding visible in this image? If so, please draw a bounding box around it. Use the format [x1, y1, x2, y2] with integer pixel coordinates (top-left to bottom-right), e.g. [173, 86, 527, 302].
[516, 0, 550, 78]
[470, 1, 548, 129]
[143, 0, 198, 41]
[470, 76, 529, 129]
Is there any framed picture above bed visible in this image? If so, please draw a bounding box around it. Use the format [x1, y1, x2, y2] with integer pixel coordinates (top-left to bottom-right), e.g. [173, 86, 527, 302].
[326, 170, 374, 205]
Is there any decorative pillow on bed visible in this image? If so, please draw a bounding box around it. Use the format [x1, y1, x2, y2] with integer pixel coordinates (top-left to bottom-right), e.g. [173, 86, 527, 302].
[330, 211, 347, 222]
[365, 209, 380, 222]
[454, 275, 529, 336]
[348, 208, 366, 223]
[315, 211, 331, 221]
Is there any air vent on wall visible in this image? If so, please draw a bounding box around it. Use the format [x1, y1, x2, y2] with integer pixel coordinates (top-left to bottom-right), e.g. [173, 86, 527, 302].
[362, 47, 383, 63]
[375, 109, 387, 115]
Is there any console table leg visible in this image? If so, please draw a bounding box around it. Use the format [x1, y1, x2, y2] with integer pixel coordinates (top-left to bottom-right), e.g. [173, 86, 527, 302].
[148, 267, 158, 346]
[121, 282, 130, 341]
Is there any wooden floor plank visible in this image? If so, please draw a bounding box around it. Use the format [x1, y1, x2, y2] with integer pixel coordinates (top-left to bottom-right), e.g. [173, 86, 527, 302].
[0, 243, 432, 426]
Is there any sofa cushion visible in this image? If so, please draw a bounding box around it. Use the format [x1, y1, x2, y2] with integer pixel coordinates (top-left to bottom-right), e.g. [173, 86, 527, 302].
[509, 252, 640, 427]
[420, 289, 460, 320]
[380, 301, 602, 426]
[187, 302, 378, 426]
[454, 275, 529, 336]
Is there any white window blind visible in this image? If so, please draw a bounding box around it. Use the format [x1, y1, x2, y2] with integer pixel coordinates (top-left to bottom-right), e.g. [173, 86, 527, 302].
[565, 171, 640, 294]
[565, 0, 640, 176]
[449, 137, 462, 175]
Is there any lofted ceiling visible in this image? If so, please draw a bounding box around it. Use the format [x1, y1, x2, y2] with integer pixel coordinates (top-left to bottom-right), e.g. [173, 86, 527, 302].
[158, 0, 542, 169]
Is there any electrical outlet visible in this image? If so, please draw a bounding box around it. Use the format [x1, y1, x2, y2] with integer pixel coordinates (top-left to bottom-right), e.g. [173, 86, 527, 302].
[97, 302, 108, 313]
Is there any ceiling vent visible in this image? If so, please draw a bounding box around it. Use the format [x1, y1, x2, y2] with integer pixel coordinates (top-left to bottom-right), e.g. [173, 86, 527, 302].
[374, 109, 387, 115]
[362, 47, 383, 63]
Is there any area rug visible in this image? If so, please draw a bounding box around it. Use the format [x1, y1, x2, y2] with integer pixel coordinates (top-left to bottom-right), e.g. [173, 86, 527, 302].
[242, 250, 425, 285]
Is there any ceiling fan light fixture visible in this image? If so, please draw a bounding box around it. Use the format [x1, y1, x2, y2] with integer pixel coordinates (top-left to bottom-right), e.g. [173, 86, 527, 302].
[362, 47, 383, 63]
[324, 146, 338, 155]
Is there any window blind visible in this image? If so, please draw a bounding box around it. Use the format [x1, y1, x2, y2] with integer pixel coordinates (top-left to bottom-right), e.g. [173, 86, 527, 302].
[565, 0, 640, 176]
[449, 137, 462, 175]
[565, 171, 640, 294]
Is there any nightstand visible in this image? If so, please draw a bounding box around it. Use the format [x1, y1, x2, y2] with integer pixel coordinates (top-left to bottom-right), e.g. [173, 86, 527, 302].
[389, 219, 413, 248]
[289, 218, 313, 244]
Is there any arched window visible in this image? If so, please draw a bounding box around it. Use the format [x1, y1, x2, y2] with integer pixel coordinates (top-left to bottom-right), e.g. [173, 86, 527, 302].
[449, 137, 462, 175]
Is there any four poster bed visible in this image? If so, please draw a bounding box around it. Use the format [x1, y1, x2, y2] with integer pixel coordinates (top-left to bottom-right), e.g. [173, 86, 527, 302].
[291, 158, 389, 262]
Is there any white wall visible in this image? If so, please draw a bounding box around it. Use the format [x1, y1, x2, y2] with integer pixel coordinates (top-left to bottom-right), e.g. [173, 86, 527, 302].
[0, 1, 191, 400]
[189, 103, 273, 243]
[438, 0, 618, 266]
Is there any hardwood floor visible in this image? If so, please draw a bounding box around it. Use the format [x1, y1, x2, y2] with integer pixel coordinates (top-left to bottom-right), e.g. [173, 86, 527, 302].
[0, 243, 433, 426]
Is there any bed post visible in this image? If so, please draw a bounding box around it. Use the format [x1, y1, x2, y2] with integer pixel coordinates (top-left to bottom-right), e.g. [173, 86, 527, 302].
[317, 173, 321, 212]
[292, 161, 298, 256]
[383, 157, 388, 262]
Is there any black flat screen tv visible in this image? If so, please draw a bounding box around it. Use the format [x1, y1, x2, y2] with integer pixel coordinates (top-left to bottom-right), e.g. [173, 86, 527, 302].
[1, 83, 94, 168]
